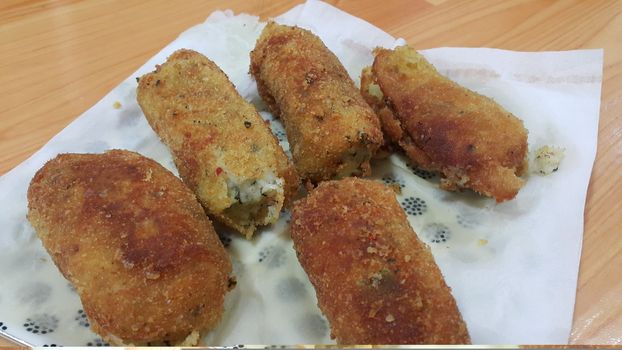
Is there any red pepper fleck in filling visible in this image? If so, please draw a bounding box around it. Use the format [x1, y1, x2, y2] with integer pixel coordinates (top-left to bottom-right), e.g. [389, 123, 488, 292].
[215, 167, 223, 176]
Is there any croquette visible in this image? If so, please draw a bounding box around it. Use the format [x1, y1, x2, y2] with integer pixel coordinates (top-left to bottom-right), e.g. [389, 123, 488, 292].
[291, 178, 470, 344]
[137, 49, 299, 238]
[250, 22, 383, 183]
[361, 46, 528, 202]
[27, 150, 232, 345]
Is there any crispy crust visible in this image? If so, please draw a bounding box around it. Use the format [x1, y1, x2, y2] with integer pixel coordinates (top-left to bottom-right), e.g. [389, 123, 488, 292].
[291, 178, 470, 344]
[250, 22, 383, 183]
[137, 49, 299, 238]
[27, 150, 232, 345]
[363, 46, 528, 202]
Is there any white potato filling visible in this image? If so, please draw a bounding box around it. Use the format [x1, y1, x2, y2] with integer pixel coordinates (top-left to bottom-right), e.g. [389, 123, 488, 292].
[336, 148, 372, 178]
[224, 171, 284, 226]
[533, 145, 565, 175]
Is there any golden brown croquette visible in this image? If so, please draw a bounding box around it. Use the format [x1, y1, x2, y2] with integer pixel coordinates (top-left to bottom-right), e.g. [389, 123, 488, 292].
[137, 49, 299, 238]
[27, 150, 232, 345]
[291, 178, 470, 344]
[250, 23, 383, 184]
[361, 46, 528, 202]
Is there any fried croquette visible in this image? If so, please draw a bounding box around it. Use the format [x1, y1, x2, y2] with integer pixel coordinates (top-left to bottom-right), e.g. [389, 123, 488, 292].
[137, 49, 299, 238]
[291, 178, 470, 344]
[250, 22, 383, 183]
[361, 46, 528, 202]
[27, 150, 232, 346]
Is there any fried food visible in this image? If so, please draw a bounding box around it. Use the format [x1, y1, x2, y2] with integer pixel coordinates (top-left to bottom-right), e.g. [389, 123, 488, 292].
[361, 46, 528, 202]
[250, 22, 383, 183]
[137, 49, 299, 238]
[27, 150, 232, 346]
[291, 178, 470, 344]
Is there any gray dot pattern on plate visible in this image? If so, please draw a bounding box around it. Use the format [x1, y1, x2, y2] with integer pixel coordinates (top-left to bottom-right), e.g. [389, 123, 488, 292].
[401, 197, 427, 216]
[423, 223, 451, 243]
[457, 213, 479, 229]
[23, 314, 58, 335]
[219, 233, 232, 248]
[273, 129, 287, 143]
[0, 321, 7, 331]
[86, 338, 109, 347]
[258, 245, 287, 268]
[408, 164, 436, 180]
[275, 277, 307, 302]
[381, 175, 405, 188]
[75, 309, 89, 328]
[42, 344, 59, 347]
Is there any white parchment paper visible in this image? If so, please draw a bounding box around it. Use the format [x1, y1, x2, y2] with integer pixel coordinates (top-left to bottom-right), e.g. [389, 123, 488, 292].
[0, 0, 602, 345]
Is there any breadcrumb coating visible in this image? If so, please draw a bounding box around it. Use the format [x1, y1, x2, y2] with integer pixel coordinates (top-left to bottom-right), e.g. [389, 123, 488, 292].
[361, 46, 528, 202]
[138, 49, 299, 238]
[27, 150, 231, 345]
[291, 178, 470, 344]
[250, 22, 383, 183]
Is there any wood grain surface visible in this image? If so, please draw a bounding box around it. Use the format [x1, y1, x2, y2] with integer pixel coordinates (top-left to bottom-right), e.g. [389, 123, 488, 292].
[1, 0, 620, 345]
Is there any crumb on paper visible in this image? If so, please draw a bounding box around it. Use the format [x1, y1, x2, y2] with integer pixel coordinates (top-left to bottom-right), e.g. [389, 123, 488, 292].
[478, 239, 488, 246]
[227, 276, 237, 290]
[113, 101, 122, 109]
[177, 330, 200, 346]
[533, 145, 565, 175]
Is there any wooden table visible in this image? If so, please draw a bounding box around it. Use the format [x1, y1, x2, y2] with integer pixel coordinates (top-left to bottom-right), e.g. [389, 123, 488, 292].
[1, 0, 620, 345]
